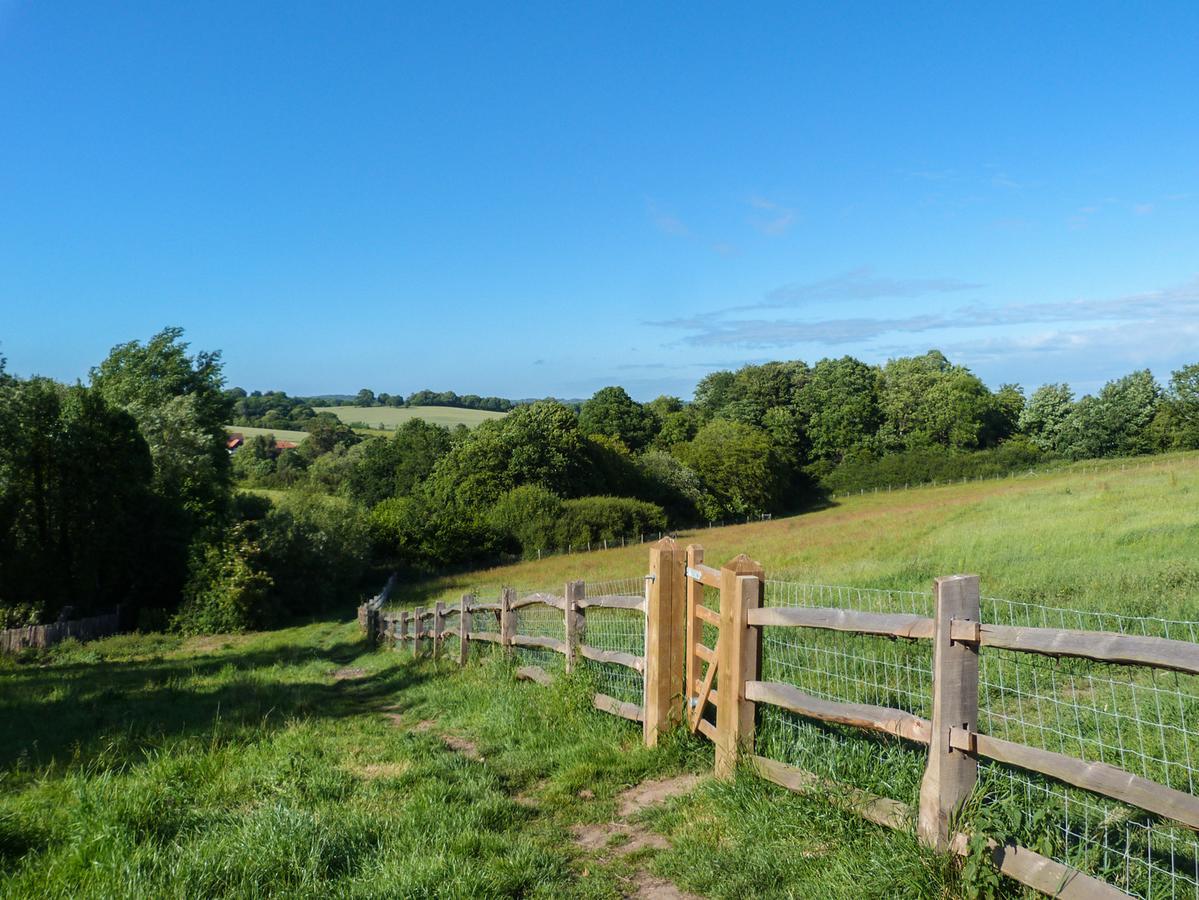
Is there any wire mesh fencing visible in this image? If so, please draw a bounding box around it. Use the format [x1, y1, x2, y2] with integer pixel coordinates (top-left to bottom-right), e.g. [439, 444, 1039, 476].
[751, 579, 1199, 898]
[973, 597, 1199, 898]
[512, 587, 567, 674]
[582, 578, 646, 707]
[755, 581, 933, 809]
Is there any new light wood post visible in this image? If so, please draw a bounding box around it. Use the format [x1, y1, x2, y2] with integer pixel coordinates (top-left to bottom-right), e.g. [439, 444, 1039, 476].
[715, 555, 765, 779]
[685, 545, 705, 719]
[432, 601, 445, 661]
[645, 538, 686, 746]
[918, 574, 981, 851]
[500, 587, 516, 656]
[564, 580, 584, 674]
[458, 594, 471, 666]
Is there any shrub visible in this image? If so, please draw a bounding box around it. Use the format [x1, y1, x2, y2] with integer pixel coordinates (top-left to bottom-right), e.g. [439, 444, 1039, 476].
[172, 525, 277, 634]
[486, 485, 564, 559]
[819, 438, 1044, 495]
[553, 496, 667, 550]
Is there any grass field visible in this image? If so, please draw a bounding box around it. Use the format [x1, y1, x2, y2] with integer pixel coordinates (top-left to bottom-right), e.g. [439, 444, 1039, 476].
[319, 405, 507, 430]
[5, 452, 1199, 897]
[0, 627, 949, 898]
[393, 451, 1199, 617]
[224, 424, 311, 443]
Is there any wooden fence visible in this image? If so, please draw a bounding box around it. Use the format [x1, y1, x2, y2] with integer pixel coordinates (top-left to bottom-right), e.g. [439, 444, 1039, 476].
[0, 608, 122, 654]
[361, 538, 1199, 899]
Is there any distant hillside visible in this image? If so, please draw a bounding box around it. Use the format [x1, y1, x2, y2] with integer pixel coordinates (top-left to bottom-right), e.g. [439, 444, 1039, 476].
[321, 405, 507, 431]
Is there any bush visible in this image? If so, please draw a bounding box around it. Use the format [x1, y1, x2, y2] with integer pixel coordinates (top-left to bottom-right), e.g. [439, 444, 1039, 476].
[819, 439, 1044, 494]
[173, 525, 277, 634]
[553, 496, 667, 550]
[258, 491, 371, 613]
[486, 486, 564, 559]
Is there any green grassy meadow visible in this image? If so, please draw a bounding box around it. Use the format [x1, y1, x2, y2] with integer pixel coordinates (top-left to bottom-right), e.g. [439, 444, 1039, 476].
[5, 452, 1199, 898]
[225, 424, 312, 443]
[320, 405, 507, 430]
[393, 451, 1199, 618]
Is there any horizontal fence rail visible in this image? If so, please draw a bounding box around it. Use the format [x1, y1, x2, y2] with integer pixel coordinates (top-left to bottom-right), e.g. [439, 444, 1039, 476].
[360, 538, 1199, 899]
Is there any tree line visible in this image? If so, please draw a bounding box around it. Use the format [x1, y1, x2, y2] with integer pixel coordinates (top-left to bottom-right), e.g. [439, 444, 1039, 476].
[4, 328, 1198, 636]
[0, 330, 370, 633]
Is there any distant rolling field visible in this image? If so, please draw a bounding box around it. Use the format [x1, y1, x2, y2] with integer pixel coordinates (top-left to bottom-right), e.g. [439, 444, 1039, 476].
[224, 425, 310, 443]
[317, 405, 507, 430]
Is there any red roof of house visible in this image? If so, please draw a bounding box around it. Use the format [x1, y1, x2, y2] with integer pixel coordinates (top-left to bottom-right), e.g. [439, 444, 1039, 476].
[226, 434, 244, 449]
[275, 440, 299, 450]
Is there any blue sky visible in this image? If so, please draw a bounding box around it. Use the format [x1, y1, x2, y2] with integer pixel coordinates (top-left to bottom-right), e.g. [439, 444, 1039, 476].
[2, 2, 1197, 401]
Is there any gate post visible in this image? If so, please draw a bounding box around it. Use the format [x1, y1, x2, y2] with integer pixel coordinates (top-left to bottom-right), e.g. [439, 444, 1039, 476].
[500, 587, 516, 656]
[564, 580, 584, 674]
[685, 545, 705, 718]
[644, 538, 686, 746]
[918, 574, 981, 851]
[715, 555, 764, 779]
[413, 607, 425, 656]
[432, 601, 445, 660]
[398, 610, 409, 652]
[458, 594, 471, 666]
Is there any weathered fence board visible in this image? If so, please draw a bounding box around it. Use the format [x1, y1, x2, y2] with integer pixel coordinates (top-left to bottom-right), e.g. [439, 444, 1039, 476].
[745, 681, 931, 744]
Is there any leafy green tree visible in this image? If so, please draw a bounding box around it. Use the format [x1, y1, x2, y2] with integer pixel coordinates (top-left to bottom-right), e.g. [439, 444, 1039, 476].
[673, 420, 786, 519]
[634, 449, 707, 523]
[653, 409, 701, 450]
[1018, 384, 1074, 453]
[988, 383, 1026, 443]
[877, 351, 995, 451]
[798, 356, 882, 464]
[554, 496, 667, 548]
[345, 418, 453, 506]
[578, 386, 655, 451]
[0, 379, 154, 621]
[1058, 370, 1161, 459]
[354, 388, 377, 406]
[90, 327, 232, 523]
[646, 395, 684, 422]
[486, 485, 564, 558]
[302, 417, 361, 457]
[424, 401, 590, 510]
[693, 370, 736, 414]
[1166, 363, 1199, 448]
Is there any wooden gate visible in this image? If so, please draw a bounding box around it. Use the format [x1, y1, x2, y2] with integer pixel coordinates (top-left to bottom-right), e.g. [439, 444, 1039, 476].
[684, 545, 722, 743]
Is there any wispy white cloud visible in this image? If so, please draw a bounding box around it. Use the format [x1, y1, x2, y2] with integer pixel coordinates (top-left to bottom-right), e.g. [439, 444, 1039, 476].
[759, 267, 981, 308]
[647, 200, 689, 236]
[1133, 202, 1155, 216]
[747, 195, 795, 235]
[650, 276, 1199, 350]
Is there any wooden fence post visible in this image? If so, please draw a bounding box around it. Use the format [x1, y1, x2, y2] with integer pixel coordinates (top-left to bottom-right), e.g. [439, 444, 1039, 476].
[500, 587, 515, 656]
[432, 601, 445, 661]
[645, 537, 686, 746]
[685, 544, 705, 719]
[459, 594, 471, 666]
[715, 555, 764, 779]
[398, 610, 409, 653]
[918, 574, 981, 851]
[413, 607, 425, 656]
[564, 580, 584, 674]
